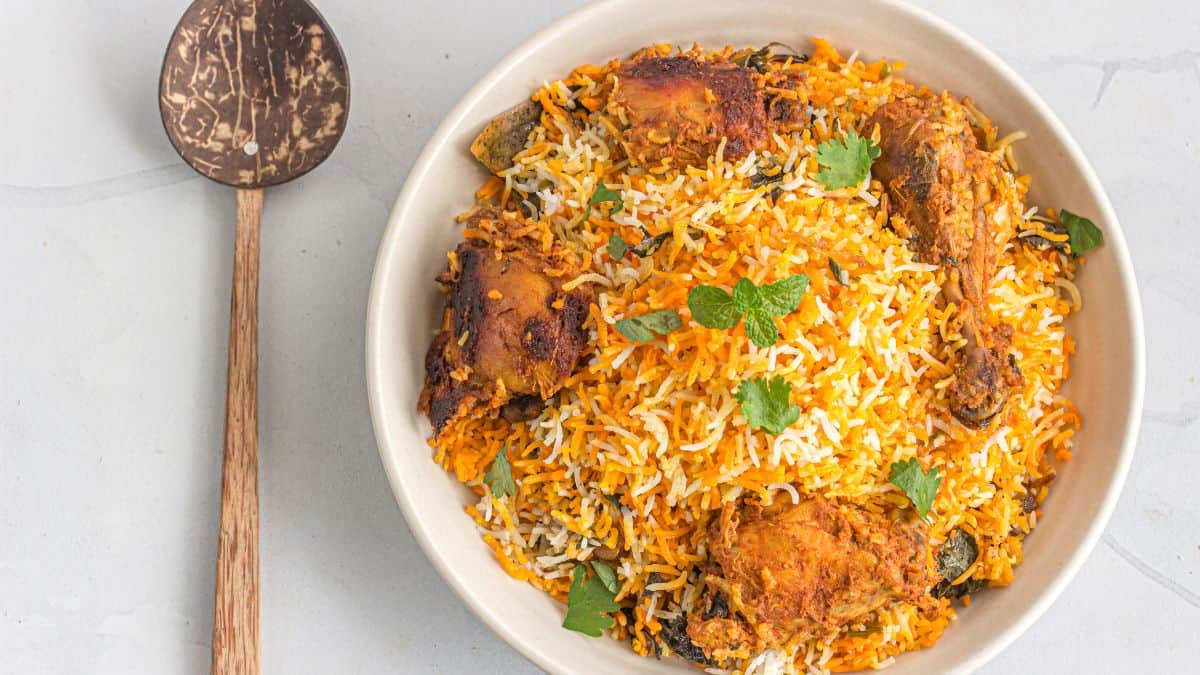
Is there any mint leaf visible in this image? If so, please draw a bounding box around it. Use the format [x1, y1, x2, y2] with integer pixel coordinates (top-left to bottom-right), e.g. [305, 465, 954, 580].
[688, 285, 742, 330]
[562, 563, 620, 637]
[743, 309, 779, 348]
[1060, 209, 1103, 256]
[735, 376, 800, 434]
[614, 309, 682, 344]
[732, 278, 762, 312]
[484, 447, 515, 498]
[888, 458, 941, 521]
[815, 130, 880, 190]
[758, 274, 810, 316]
[591, 560, 619, 594]
[607, 235, 629, 259]
[828, 258, 850, 287]
[584, 184, 623, 222]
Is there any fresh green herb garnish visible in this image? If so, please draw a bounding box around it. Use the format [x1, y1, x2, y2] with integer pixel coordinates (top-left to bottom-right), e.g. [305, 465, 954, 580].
[735, 376, 800, 434]
[815, 130, 881, 190]
[562, 563, 620, 637]
[591, 560, 619, 594]
[687, 275, 810, 348]
[614, 309, 682, 344]
[828, 257, 850, 287]
[742, 310, 779, 348]
[1060, 209, 1103, 256]
[732, 278, 761, 310]
[607, 234, 629, 259]
[687, 285, 743, 330]
[888, 458, 941, 521]
[483, 446, 515, 498]
[584, 184, 624, 222]
[757, 275, 810, 316]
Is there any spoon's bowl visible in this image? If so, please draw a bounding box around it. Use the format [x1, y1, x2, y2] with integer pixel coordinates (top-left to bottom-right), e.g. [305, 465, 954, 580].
[159, 0, 350, 189]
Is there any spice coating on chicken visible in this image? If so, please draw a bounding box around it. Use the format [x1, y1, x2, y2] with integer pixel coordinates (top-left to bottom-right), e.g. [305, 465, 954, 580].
[868, 94, 1023, 427]
[686, 496, 933, 660]
[420, 226, 592, 433]
[610, 56, 767, 168]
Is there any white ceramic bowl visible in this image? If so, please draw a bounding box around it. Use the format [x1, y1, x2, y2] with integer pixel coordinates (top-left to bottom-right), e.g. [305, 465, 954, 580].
[366, 1, 1145, 672]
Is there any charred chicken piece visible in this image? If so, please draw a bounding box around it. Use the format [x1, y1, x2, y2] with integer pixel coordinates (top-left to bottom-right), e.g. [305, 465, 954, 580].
[868, 94, 1023, 427]
[420, 233, 592, 433]
[610, 56, 767, 168]
[686, 495, 932, 659]
[470, 99, 544, 174]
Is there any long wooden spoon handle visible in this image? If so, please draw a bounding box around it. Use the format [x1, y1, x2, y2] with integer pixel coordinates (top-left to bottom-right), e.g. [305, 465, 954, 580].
[213, 188, 263, 675]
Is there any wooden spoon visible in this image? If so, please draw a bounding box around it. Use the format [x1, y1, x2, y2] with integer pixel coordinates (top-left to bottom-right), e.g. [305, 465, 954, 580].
[158, 2, 348, 673]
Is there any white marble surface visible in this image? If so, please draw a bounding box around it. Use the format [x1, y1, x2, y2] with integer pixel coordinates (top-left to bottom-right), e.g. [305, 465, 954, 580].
[1, 1, 1196, 672]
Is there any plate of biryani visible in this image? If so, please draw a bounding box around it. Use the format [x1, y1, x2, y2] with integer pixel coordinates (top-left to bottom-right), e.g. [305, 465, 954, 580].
[366, 1, 1144, 673]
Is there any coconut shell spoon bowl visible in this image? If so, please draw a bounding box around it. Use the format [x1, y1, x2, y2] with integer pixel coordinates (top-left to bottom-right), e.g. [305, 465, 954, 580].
[158, 1, 348, 672]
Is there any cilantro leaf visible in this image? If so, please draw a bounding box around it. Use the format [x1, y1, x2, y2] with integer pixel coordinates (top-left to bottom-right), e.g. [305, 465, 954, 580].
[607, 235, 629, 259]
[1060, 209, 1103, 256]
[591, 560, 619, 594]
[732, 278, 762, 312]
[758, 274, 810, 315]
[735, 376, 800, 434]
[815, 130, 880, 190]
[614, 309, 682, 343]
[583, 184, 623, 222]
[688, 285, 742, 330]
[743, 309, 779, 348]
[562, 563, 620, 637]
[828, 258, 850, 287]
[888, 458, 941, 521]
[483, 447, 515, 498]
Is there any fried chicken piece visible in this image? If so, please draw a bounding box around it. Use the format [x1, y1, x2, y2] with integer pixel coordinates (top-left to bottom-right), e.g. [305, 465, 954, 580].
[420, 227, 592, 433]
[868, 94, 1023, 427]
[687, 495, 932, 658]
[609, 56, 767, 168]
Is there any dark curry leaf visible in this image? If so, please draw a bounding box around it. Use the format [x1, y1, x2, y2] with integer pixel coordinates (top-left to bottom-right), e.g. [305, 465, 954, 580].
[936, 529, 979, 583]
[658, 616, 713, 665]
[630, 230, 672, 257]
[932, 577, 988, 600]
[828, 257, 851, 287]
[606, 235, 629, 259]
[614, 309, 682, 344]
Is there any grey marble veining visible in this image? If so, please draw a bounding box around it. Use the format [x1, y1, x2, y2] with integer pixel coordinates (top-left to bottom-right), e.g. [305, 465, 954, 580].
[1, 1, 1196, 673]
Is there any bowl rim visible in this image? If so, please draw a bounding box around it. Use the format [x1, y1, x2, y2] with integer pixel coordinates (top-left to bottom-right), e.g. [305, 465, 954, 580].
[365, 1, 1146, 672]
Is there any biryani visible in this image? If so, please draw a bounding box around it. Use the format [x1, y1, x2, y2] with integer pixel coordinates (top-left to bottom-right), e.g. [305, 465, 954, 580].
[416, 38, 1102, 673]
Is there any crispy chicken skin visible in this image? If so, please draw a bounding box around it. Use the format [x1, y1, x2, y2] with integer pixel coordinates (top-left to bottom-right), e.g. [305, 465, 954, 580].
[610, 56, 767, 168]
[687, 496, 933, 659]
[420, 227, 592, 433]
[868, 94, 1023, 427]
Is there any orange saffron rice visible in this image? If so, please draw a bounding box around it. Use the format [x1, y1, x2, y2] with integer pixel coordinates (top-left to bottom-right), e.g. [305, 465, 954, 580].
[427, 39, 1082, 673]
